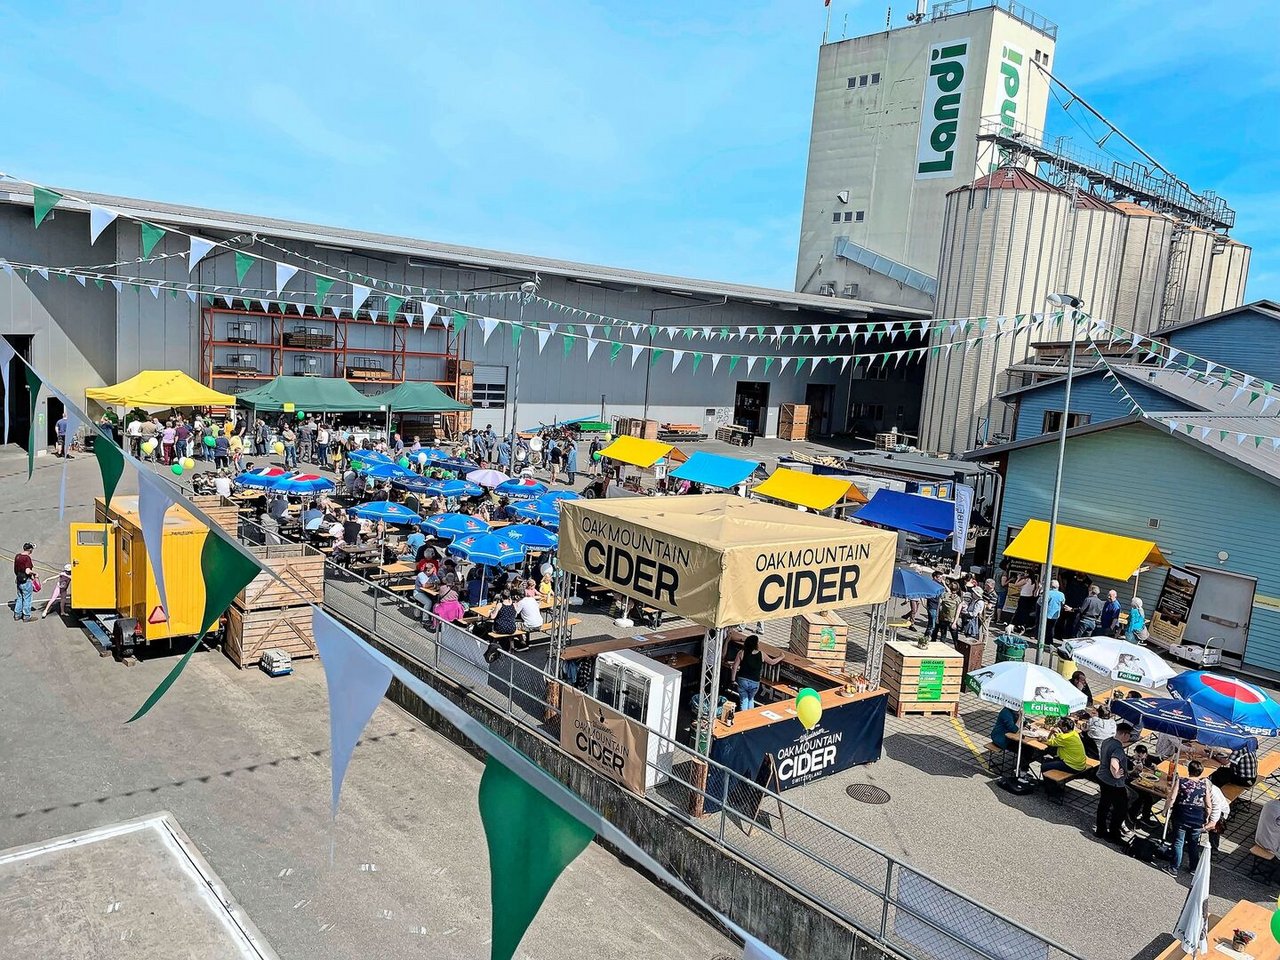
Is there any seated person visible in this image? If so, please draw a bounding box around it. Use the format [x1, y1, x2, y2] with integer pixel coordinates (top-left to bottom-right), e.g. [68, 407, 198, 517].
[1085, 705, 1116, 760]
[482, 593, 521, 660]
[1069, 671, 1094, 708]
[990, 706, 1020, 751]
[342, 515, 363, 547]
[213, 471, 233, 498]
[1126, 744, 1159, 822]
[514, 592, 544, 633]
[1257, 797, 1280, 856]
[466, 571, 486, 607]
[1038, 716, 1089, 777]
[1153, 731, 1183, 763]
[268, 495, 289, 522]
[433, 581, 464, 624]
[400, 528, 427, 562]
[1211, 743, 1258, 788]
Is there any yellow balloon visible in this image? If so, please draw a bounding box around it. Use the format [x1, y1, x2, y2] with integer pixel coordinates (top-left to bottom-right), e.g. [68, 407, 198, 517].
[796, 696, 823, 731]
[273, 441, 285, 455]
[141, 438, 157, 453]
[180, 457, 195, 470]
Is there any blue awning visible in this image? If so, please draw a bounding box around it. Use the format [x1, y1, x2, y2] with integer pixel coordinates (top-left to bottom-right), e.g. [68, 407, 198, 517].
[854, 489, 954, 539]
[669, 451, 758, 490]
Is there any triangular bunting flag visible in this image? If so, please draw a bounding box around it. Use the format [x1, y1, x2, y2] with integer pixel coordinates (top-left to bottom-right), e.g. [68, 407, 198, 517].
[649, 348, 664, 367]
[33, 187, 62, 227]
[728, 356, 741, 374]
[135, 471, 175, 630]
[314, 276, 335, 307]
[22, 365, 42, 480]
[480, 316, 500, 344]
[350, 284, 371, 314]
[609, 341, 624, 365]
[584, 337, 598, 360]
[276, 262, 299, 292]
[421, 304, 440, 329]
[744, 355, 757, 374]
[140, 223, 166, 258]
[691, 352, 703, 373]
[0, 338, 16, 444]
[89, 206, 118, 244]
[94, 433, 125, 506]
[630, 344, 644, 368]
[709, 354, 722, 373]
[562, 335, 576, 360]
[188, 236, 216, 273]
[763, 357, 775, 374]
[511, 324, 523, 350]
[670, 350, 685, 371]
[386, 295, 405, 320]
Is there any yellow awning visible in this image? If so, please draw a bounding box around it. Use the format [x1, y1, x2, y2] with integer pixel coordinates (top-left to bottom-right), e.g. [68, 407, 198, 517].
[600, 435, 678, 468]
[753, 467, 869, 511]
[1004, 519, 1169, 581]
[86, 370, 235, 408]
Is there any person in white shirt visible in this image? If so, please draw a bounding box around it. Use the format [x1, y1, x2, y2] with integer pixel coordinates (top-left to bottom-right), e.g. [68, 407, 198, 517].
[1085, 704, 1117, 759]
[1154, 732, 1184, 762]
[514, 594, 544, 631]
[213, 472, 233, 498]
[126, 417, 143, 458]
[1207, 780, 1231, 852]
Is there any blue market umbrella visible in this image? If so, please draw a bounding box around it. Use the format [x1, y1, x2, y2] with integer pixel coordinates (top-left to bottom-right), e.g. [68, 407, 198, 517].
[424, 478, 485, 499]
[891, 567, 944, 600]
[1111, 696, 1259, 751]
[1167, 671, 1280, 737]
[348, 450, 395, 466]
[392, 475, 438, 494]
[434, 456, 481, 475]
[355, 460, 412, 481]
[448, 533, 525, 567]
[509, 497, 561, 528]
[412, 447, 451, 466]
[538, 490, 581, 504]
[495, 477, 548, 498]
[235, 466, 291, 489]
[423, 512, 490, 540]
[271, 472, 337, 495]
[347, 502, 423, 526]
[497, 523, 558, 551]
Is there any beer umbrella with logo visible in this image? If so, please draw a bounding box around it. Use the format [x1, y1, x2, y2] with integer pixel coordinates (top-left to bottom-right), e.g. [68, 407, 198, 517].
[235, 465, 290, 489]
[346, 501, 423, 527]
[498, 523, 559, 551]
[496, 477, 548, 498]
[1167, 671, 1280, 737]
[509, 497, 562, 528]
[1062, 636, 1176, 689]
[270, 472, 336, 495]
[354, 459, 413, 481]
[965, 661, 1088, 784]
[422, 478, 485, 500]
[347, 449, 395, 467]
[422, 512, 490, 540]
[447, 532, 526, 604]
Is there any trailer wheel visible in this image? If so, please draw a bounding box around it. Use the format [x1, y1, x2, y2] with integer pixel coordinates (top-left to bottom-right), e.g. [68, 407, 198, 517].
[112, 617, 138, 661]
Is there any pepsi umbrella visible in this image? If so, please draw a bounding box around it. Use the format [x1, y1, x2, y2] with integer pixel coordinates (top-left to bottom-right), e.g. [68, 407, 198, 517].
[423, 512, 490, 540]
[496, 477, 548, 498]
[424, 478, 485, 499]
[467, 469, 509, 488]
[347, 502, 423, 526]
[236, 466, 290, 489]
[447, 533, 525, 567]
[891, 567, 944, 600]
[271, 472, 336, 495]
[1111, 696, 1258, 751]
[497, 523, 559, 551]
[1167, 671, 1280, 737]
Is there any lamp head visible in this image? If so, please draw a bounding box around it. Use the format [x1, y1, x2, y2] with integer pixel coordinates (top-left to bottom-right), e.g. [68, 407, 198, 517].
[1046, 292, 1084, 310]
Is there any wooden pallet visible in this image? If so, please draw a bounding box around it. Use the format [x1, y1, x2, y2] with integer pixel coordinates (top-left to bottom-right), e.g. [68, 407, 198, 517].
[889, 700, 960, 718]
[189, 495, 239, 538]
[235, 543, 325, 610]
[225, 605, 316, 668]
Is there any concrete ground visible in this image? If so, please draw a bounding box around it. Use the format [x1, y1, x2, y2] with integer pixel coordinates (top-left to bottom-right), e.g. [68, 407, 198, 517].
[0, 451, 733, 960]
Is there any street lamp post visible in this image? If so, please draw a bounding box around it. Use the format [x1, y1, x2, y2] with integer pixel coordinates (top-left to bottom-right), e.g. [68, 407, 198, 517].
[1034, 292, 1085, 665]
[508, 279, 539, 439]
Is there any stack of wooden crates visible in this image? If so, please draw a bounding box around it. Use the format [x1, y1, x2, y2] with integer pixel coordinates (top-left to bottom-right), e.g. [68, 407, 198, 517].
[225, 543, 325, 668]
[778, 403, 809, 441]
[880, 640, 963, 717]
[789, 611, 848, 671]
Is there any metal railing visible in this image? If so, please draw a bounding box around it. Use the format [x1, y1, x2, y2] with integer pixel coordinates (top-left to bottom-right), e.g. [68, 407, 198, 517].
[243, 511, 1082, 960]
[930, 0, 1058, 39]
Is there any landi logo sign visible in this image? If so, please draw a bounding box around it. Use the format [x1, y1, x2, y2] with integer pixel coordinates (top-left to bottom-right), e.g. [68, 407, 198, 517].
[915, 38, 969, 180]
[989, 43, 1025, 171]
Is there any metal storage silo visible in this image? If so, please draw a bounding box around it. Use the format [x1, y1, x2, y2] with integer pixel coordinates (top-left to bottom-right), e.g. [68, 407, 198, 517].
[1057, 193, 1123, 327]
[1110, 202, 1174, 336]
[1204, 238, 1251, 317]
[920, 168, 1071, 454]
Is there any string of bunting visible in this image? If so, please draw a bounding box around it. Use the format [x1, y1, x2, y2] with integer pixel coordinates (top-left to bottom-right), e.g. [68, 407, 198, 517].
[12, 348, 788, 960]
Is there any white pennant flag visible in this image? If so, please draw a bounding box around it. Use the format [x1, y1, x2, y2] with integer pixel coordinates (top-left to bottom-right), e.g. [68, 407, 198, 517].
[536, 329, 551, 353]
[149, 284, 160, 299]
[1237, 433, 1247, 444]
[744, 355, 757, 374]
[840, 355, 852, 371]
[630, 344, 644, 368]
[774, 326, 785, 338]
[701, 326, 712, 339]
[0, 338, 14, 444]
[368, 311, 380, 324]
[778, 356, 790, 374]
[188, 236, 216, 273]
[1167, 420, 1179, 434]
[276, 262, 299, 292]
[1271, 437, 1280, 451]
[709, 354, 722, 373]
[36, 268, 48, 281]
[258, 298, 271, 313]
[671, 350, 685, 371]
[583, 324, 596, 339]
[136, 471, 176, 631]
[1262, 397, 1277, 415]
[547, 322, 559, 335]
[1199, 426, 1211, 440]
[350, 283, 371, 314]
[479, 317, 499, 344]
[89, 206, 118, 245]
[109, 279, 122, 293]
[74, 273, 86, 287]
[810, 356, 823, 372]
[421, 304, 440, 329]
[186, 289, 197, 303]
[1232, 387, 1245, 402]
[221, 294, 234, 309]
[585, 338, 599, 360]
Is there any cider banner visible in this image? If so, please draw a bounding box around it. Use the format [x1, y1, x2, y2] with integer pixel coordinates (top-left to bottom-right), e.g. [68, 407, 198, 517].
[559, 498, 895, 628]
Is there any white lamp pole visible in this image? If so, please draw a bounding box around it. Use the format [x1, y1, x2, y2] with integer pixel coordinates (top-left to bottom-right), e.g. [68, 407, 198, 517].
[1034, 293, 1085, 665]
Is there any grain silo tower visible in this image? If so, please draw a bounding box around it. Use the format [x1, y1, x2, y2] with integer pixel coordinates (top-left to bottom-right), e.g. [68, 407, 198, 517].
[1109, 203, 1174, 335]
[1204, 238, 1251, 317]
[1057, 193, 1124, 326]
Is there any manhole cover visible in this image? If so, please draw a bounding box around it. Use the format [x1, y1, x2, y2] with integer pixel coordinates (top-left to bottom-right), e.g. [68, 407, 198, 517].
[846, 783, 891, 805]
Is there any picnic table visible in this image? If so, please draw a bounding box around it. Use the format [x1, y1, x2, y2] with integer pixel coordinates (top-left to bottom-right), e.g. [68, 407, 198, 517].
[1152, 898, 1279, 959]
[371, 562, 414, 580]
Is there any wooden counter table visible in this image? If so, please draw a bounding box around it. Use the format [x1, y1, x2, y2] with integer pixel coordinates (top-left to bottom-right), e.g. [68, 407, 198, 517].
[713, 686, 884, 739]
[1152, 898, 1279, 959]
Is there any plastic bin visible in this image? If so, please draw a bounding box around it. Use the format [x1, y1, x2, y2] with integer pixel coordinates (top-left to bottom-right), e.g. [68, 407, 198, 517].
[995, 635, 1027, 663]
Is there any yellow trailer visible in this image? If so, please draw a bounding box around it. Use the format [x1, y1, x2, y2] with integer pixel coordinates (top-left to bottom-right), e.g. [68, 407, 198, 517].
[71, 496, 210, 658]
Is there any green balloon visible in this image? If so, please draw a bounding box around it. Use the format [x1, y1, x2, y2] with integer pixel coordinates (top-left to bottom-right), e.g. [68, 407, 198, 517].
[297, 410, 305, 420]
[203, 435, 216, 447]
[398, 456, 410, 469]
[796, 687, 821, 705]
[171, 463, 184, 476]
[1271, 909, 1280, 944]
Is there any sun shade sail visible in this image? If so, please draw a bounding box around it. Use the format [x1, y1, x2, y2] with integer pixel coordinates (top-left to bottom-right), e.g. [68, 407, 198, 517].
[374, 381, 469, 412]
[599, 435, 677, 468]
[753, 467, 867, 510]
[86, 370, 234, 407]
[559, 494, 896, 628]
[853, 489, 954, 539]
[1003, 519, 1168, 581]
[235, 376, 384, 413]
[668, 451, 758, 489]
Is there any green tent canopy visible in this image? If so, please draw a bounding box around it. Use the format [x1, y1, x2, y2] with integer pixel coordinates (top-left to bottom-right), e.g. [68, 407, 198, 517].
[375, 381, 469, 413]
[235, 376, 384, 413]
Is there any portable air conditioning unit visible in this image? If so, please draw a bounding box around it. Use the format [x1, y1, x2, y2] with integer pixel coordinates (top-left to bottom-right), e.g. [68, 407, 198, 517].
[591, 650, 681, 789]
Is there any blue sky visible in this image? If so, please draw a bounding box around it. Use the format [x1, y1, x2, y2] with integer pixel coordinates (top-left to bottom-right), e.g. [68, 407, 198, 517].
[2, 0, 1275, 298]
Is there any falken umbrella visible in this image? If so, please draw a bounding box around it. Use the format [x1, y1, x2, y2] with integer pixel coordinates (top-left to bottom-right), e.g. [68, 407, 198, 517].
[497, 523, 559, 551]
[891, 567, 944, 599]
[496, 477, 548, 498]
[347, 501, 423, 526]
[966, 661, 1088, 783]
[1062, 636, 1176, 689]
[271, 472, 336, 495]
[467, 469, 509, 488]
[1167, 671, 1280, 737]
[1172, 840, 1211, 956]
[422, 512, 490, 540]
[235, 466, 290, 489]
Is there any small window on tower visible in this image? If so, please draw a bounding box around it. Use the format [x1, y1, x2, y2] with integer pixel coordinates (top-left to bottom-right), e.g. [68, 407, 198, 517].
[843, 211, 853, 222]
[847, 77, 857, 88]
[855, 210, 865, 222]
[871, 73, 880, 84]
[832, 213, 841, 223]
[859, 75, 868, 86]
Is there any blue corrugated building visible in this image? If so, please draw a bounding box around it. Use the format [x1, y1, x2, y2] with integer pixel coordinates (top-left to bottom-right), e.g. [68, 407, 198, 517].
[967, 302, 1280, 677]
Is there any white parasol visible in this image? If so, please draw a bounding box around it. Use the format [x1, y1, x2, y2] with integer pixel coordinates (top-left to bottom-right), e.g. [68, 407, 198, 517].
[1171, 835, 1211, 956]
[966, 662, 1088, 782]
[1063, 636, 1176, 689]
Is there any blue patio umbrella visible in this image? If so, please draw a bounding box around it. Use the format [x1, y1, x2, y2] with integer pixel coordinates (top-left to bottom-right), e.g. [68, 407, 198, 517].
[891, 567, 944, 599]
[347, 502, 423, 526]
[235, 466, 290, 489]
[392, 475, 438, 494]
[1111, 696, 1258, 751]
[424, 478, 485, 499]
[510, 497, 561, 527]
[423, 512, 490, 540]
[497, 523, 559, 551]
[434, 457, 481, 475]
[348, 450, 395, 466]
[1167, 671, 1280, 737]
[413, 447, 451, 466]
[447, 533, 525, 567]
[271, 472, 336, 495]
[496, 477, 548, 498]
[537, 490, 581, 504]
[355, 460, 412, 481]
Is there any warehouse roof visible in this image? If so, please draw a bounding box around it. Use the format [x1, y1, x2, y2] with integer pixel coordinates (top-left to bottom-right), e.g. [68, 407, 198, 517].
[1151, 300, 1280, 337]
[0, 186, 929, 320]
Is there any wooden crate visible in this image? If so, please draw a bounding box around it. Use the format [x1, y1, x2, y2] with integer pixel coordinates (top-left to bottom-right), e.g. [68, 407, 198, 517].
[189, 495, 240, 538]
[790, 611, 848, 661]
[881, 640, 963, 718]
[234, 543, 325, 610]
[225, 605, 316, 668]
[778, 403, 810, 441]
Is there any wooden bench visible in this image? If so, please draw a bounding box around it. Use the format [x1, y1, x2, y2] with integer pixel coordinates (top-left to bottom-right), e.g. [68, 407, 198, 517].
[386, 583, 417, 594]
[522, 617, 582, 647]
[1221, 781, 1250, 804]
[1248, 844, 1278, 881]
[1259, 751, 1280, 780]
[1042, 757, 1100, 803]
[984, 742, 1010, 775]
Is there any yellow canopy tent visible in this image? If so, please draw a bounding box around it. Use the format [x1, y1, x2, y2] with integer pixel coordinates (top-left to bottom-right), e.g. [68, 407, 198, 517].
[753, 467, 868, 511]
[598, 435, 687, 468]
[1003, 519, 1168, 581]
[86, 371, 235, 408]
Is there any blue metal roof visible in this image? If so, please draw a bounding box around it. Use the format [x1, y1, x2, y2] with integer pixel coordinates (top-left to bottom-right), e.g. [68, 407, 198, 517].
[854, 489, 954, 539]
[669, 451, 759, 490]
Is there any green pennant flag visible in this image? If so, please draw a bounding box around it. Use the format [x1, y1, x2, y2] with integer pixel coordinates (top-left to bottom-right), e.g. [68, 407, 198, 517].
[1256, 436, 1264, 448]
[511, 324, 523, 349]
[234, 251, 254, 285]
[452, 310, 467, 332]
[53, 271, 67, 282]
[763, 356, 776, 374]
[649, 348, 664, 367]
[314, 276, 335, 306]
[94, 434, 124, 505]
[94, 278, 104, 290]
[791, 325, 803, 337]
[1220, 431, 1229, 441]
[728, 356, 741, 374]
[1184, 424, 1195, 434]
[562, 335, 575, 359]
[609, 341, 624, 365]
[1251, 392, 1260, 404]
[1264, 381, 1275, 393]
[930, 345, 941, 358]
[682, 327, 693, 340]
[130, 284, 141, 294]
[478, 756, 594, 960]
[23, 366, 42, 480]
[756, 326, 766, 337]
[140, 222, 166, 258]
[646, 325, 658, 339]
[691, 352, 703, 373]
[33, 187, 62, 227]
[386, 295, 405, 319]
[129, 531, 261, 723]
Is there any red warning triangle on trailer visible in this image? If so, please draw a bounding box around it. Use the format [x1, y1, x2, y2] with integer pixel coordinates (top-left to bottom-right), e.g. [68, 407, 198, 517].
[148, 605, 168, 624]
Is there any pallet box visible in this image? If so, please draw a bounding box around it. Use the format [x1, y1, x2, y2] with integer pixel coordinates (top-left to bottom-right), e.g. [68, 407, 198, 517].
[881, 641, 963, 718]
